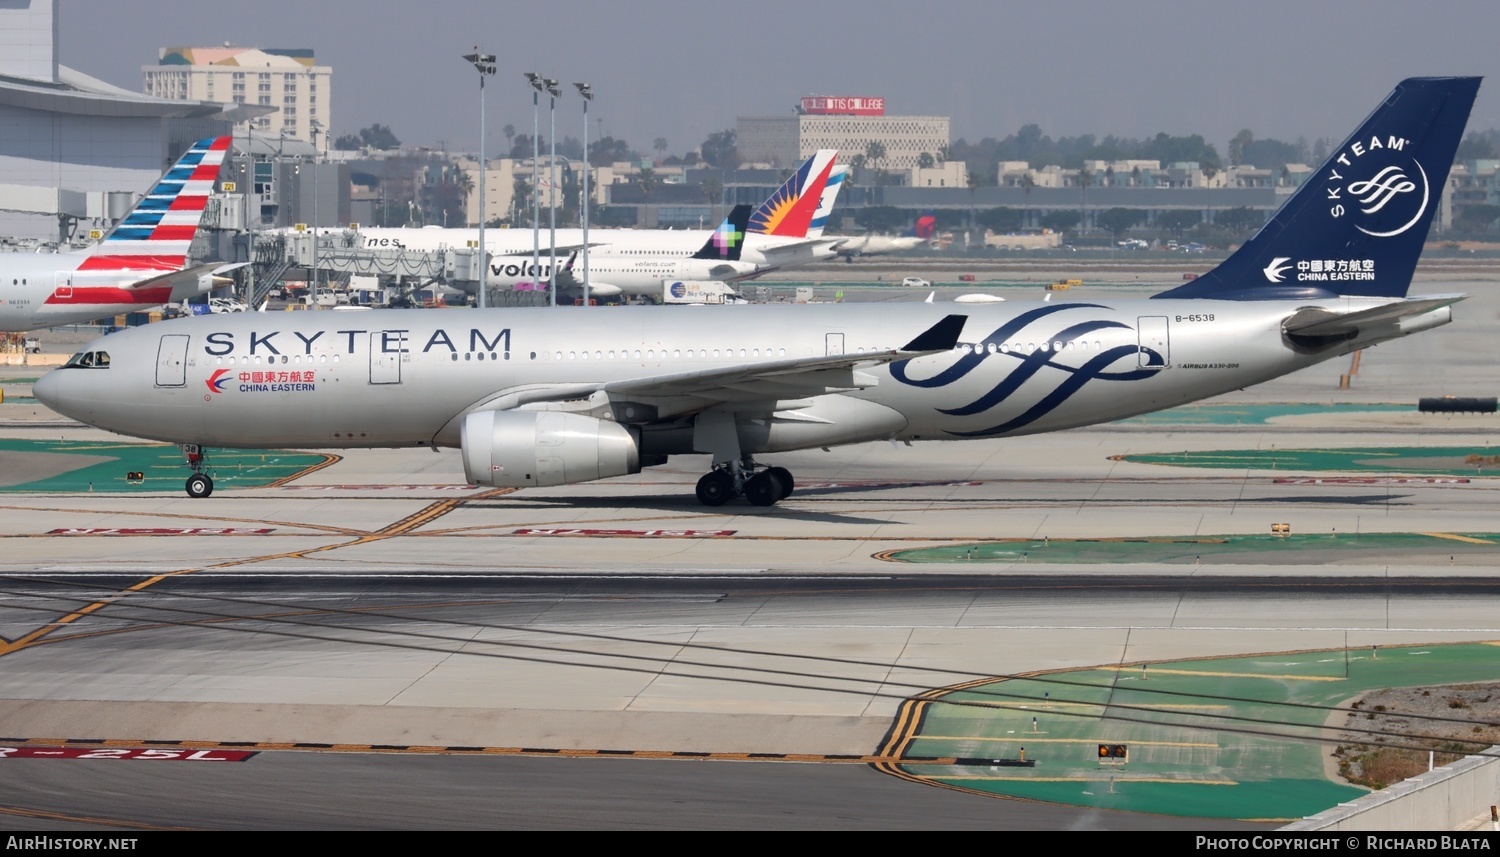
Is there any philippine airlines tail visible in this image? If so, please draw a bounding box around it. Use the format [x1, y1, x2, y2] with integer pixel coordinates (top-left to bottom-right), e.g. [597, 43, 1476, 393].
[690, 204, 753, 260]
[82, 136, 233, 275]
[747, 150, 839, 238]
[1155, 78, 1479, 301]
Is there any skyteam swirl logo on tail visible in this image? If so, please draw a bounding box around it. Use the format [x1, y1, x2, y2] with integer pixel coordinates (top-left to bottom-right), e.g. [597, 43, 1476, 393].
[1326, 136, 1429, 238]
[891, 304, 1162, 437]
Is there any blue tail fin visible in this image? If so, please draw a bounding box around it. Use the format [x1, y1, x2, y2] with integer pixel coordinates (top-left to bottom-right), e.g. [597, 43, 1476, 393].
[691, 204, 752, 260]
[1154, 77, 1480, 301]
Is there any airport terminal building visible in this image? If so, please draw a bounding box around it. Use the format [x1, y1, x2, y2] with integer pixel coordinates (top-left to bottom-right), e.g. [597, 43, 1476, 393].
[0, 1, 264, 241]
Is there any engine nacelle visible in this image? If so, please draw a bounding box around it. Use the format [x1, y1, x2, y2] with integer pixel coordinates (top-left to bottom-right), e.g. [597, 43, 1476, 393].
[461, 410, 640, 488]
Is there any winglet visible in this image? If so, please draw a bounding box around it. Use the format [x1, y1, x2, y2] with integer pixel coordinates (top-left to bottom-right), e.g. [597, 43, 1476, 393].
[901, 314, 966, 352]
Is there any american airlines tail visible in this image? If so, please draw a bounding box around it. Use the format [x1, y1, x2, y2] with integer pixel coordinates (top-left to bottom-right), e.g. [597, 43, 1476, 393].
[1154, 77, 1479, 302]
[82, 136, 233, 274]
[746, 150, 839, 238]
[0, 135, 239, 331]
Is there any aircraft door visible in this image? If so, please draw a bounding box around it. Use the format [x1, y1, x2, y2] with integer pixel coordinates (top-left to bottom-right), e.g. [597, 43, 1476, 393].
[369, 331, 404, 384]
[1136, 316, 1169, 369]
[155, 334, 190, 387]
[54, 272, 73, 301]
[825, 333, 844, 356]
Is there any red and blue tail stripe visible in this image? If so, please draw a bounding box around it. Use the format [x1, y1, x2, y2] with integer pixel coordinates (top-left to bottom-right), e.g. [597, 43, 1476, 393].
[81, 135, 231, 272]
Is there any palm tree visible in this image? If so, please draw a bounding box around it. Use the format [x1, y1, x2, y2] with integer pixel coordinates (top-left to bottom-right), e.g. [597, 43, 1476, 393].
[654, 137, 668, 165]
[1077, 168, 1094, 236]
[512, 175, 532, 226]
[636, 167, 658, 204]
[849, 153, 867, 182]
[700, 177, 722, 210]
[1019, 172, 1036, 230]
[454, 169, 476, 225]
[502, 124, 515, 156]
[864, 141, 887, 181]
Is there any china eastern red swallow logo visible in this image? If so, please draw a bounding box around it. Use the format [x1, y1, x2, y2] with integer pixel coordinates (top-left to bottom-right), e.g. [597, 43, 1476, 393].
[206, 369, 232, 393]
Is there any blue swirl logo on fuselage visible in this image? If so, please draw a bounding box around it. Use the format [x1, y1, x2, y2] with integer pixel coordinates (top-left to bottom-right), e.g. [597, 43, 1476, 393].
[890, 303, 1163, 437]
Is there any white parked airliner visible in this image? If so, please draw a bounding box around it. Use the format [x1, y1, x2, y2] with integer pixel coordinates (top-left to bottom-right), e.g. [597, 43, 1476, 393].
[35, 78, 1479, 507]
[0, 136, 239, 332]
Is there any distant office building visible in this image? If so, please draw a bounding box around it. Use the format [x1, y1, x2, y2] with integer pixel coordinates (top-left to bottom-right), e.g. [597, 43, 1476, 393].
[738, 96, 949, 173]
[144, 47, 330, 147]
[0, 1, 261, 240]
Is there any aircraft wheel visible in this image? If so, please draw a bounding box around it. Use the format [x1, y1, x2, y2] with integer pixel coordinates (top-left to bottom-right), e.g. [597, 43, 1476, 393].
[767, 466, 794, 500]
[186, 474, 214, 499]
[744, 471, 784, 507]
[695, 471, 734, 506]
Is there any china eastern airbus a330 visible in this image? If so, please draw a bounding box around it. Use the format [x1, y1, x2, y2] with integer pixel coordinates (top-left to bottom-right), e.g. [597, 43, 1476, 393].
[36, 78, 1479, 506]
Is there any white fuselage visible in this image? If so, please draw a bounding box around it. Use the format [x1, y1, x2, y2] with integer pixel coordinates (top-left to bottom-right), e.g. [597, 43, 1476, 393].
[35, 296, 1440, 458]
[0, 251, 188, 332]
[327, 226, 836, 296]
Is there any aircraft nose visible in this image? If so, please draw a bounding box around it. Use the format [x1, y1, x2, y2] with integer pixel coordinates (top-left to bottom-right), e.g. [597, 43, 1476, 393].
[32, 369, 67, 413]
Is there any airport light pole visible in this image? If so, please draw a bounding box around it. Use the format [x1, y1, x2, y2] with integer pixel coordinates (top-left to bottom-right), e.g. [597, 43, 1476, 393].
[525, 72, 547, 306]
[464, 50, 496, 308]
[574, 82, 593, 307]
[310, 119, 322, 309]
[545, 78, 561, 303]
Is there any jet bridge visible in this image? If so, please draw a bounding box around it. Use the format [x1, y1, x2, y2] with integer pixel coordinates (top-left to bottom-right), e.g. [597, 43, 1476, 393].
[242, 229, 549, 307]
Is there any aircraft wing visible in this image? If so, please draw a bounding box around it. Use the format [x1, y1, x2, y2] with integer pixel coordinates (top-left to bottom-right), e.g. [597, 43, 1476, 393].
[1282, 294, 1466, 337]
[130, 262, 246, 295]
[492, 243, 595, 257]
[469, 314, 967, 421]
[753, 238, 839, 261]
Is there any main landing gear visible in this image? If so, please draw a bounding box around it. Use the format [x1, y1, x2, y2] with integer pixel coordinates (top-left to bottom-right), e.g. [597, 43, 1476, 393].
[695, 459, 794, 507]
[179, 443, 214, 498]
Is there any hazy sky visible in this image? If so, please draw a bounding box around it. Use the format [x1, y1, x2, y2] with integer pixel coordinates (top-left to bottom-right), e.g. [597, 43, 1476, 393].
[59, 0, 1500, 158]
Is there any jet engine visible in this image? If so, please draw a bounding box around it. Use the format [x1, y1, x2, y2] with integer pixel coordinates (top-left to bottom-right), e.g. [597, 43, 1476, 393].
[461, 410, 640, 488]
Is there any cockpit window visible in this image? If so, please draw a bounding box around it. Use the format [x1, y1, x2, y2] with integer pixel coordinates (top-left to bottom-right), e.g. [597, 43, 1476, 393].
[63, 350, 110, 369]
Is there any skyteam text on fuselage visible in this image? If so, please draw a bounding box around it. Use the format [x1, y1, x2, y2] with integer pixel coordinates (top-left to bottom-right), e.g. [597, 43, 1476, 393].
[35, 78, 1479, 506]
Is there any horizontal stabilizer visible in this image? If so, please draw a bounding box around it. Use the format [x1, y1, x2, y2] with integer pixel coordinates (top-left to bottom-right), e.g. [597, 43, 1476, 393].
[129, 261, 245, 295]
[1282, 294, 1466, 337]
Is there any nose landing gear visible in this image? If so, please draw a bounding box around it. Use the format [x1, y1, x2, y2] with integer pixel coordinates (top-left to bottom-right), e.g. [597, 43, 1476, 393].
[179, 444, 214, 498]
[694, 458, 794, 507]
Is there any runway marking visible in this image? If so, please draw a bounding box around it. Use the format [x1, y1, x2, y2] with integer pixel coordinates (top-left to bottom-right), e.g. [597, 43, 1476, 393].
[281, 484, 482, 491]
[910, 736, 1219, 748]
[512, 528, 738, 538]
[1418, 532, 1496, 544]
[932, 702, 1228, 712]
[0, 490, 513, 656]
[937, 775, 1237, 785]
[264, 453, 341, 487]
[0, 745, 255, 761]
[45, 527, 277, 536]
[0, 737, 999, 766]
[1135, 668, 1345, 682]
[0, 503, 367, 538]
